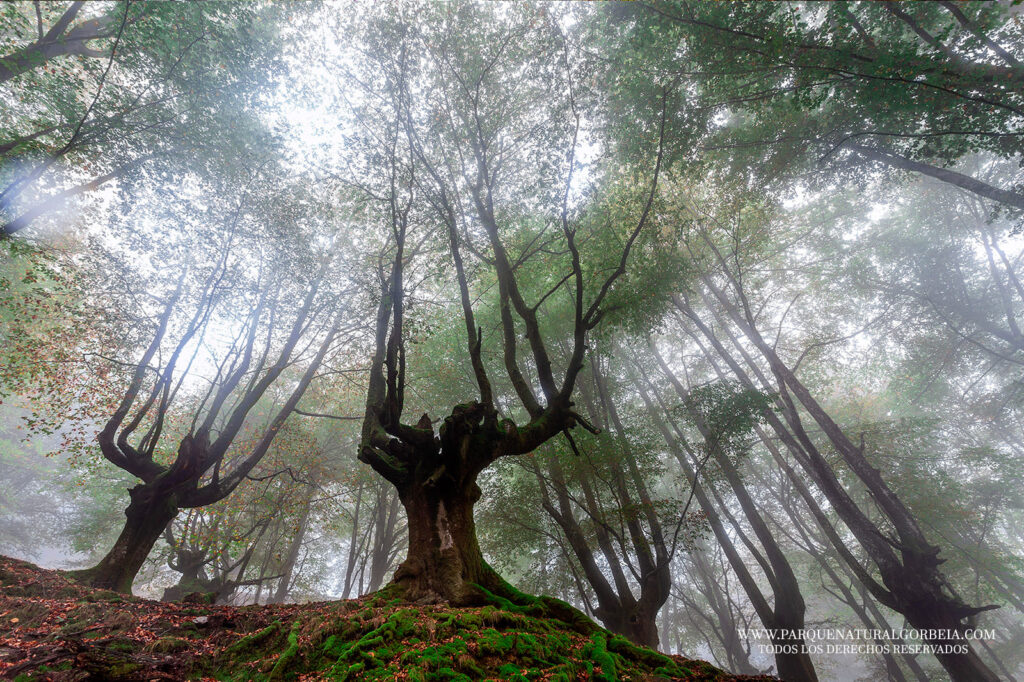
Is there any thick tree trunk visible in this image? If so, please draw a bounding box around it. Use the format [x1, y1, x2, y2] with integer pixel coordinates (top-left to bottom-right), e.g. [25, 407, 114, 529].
[74, 483, 179, 593]
[369, 404, 548, 607]
[392, 467, 498, 603]
[597, 604, 661, 650]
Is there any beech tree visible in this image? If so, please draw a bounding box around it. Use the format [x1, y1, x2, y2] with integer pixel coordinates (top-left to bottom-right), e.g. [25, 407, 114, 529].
[0, 157, 360, 593]
[523, 356, 690, 648]
[159, 421, 326, 604]
[340, 4, 672, 605]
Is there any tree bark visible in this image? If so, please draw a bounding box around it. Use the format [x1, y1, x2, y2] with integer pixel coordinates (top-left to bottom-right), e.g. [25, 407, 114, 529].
[73, 482, 179, 593]
[393, 468, 494, 603]
[376, 403, 507, 604]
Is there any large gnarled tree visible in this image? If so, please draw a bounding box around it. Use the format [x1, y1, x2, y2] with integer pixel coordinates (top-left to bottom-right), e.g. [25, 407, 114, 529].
[347, 5, 671, 605]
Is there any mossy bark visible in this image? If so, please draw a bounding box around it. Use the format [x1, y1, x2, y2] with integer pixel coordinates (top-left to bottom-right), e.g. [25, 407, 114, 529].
[597, 605, 660, 651]
[74, 483, 179, 593]
[391, 445, 502, 604]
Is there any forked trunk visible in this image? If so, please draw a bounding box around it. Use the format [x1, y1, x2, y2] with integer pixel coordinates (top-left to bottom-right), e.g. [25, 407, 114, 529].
[74, 483, 179, 593]
[598, 606, 659, 650]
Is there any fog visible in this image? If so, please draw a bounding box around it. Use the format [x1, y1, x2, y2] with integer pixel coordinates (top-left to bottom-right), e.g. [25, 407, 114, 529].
[1, 2, 1023, 680]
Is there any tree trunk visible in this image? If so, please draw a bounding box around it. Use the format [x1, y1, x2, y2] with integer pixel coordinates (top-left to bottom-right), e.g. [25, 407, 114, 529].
[367, 484, 402, 593]
[392, 466, 497, 604]
[74, 483, 179, 593]
[364, 402, 554, 605]
[162, 553, 211, 602]
[596, 604, 661, 651]
[271, 486, 314, 604]
[691, 545, 761, 676]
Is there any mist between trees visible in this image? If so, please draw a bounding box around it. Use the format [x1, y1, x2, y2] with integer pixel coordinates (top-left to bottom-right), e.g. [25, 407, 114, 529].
[1, 1, 1023, 680]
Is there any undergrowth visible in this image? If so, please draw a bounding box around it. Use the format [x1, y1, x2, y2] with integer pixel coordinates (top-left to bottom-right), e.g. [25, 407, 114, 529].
[0, 556, 773, 681]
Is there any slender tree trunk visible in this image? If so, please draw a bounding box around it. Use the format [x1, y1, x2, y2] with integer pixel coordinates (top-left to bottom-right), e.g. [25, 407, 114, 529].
[532, 420, 662, 645]
[774, 475, 926, 682]
[341, 482, 365, 599]
[271, 486, 314, 604]
[849, 144, 1024, 211]
[690, 544, 762, 675]
[367, 485, 402, 593]
[639, 348, 818, 680]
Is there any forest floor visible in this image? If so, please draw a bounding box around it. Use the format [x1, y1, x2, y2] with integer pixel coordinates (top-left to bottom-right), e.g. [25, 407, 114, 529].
[0, 556, 773, 681]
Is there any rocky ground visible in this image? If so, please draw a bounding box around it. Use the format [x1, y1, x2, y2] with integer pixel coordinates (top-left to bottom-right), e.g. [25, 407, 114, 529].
[0, 556, 774, 681]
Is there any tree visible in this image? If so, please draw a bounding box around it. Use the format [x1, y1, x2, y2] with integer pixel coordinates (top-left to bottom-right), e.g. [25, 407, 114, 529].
[340, 4, 671, 605]
[523, 356, 688, 648]
[0, 1, 288, 237]
[159, 425, 325, 605]
[626, 1, 1024, 212]
[0, 158, 356, 593]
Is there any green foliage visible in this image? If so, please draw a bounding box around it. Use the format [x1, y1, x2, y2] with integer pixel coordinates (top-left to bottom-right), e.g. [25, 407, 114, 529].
[622, 2, 1024, 188]
[683, 381, 774, 452]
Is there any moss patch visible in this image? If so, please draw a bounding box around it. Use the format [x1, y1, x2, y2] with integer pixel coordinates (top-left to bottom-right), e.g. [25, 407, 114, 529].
[0, 555, 773, 682]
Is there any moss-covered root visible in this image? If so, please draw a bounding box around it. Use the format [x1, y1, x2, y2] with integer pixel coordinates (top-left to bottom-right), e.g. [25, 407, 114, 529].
[224, 620, 283, 658]
[269, 620, 303, 680]
[321, 608, 422, 680]
[467, 578, 598, 637]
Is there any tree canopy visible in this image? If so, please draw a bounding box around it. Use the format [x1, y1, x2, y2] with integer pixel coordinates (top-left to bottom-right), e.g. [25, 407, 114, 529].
[1, 2, 1023, 681]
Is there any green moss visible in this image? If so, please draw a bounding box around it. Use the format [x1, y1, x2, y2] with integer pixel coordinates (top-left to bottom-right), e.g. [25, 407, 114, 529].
[268, 620, 302, 680]
[101, 661, 144, 679]
[146, 636, 191, 654]
[106, 640, 139, 653]
[584, 631, 619, 682]
[498, 662, 529, 681]
[225, 620, 283, 658]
